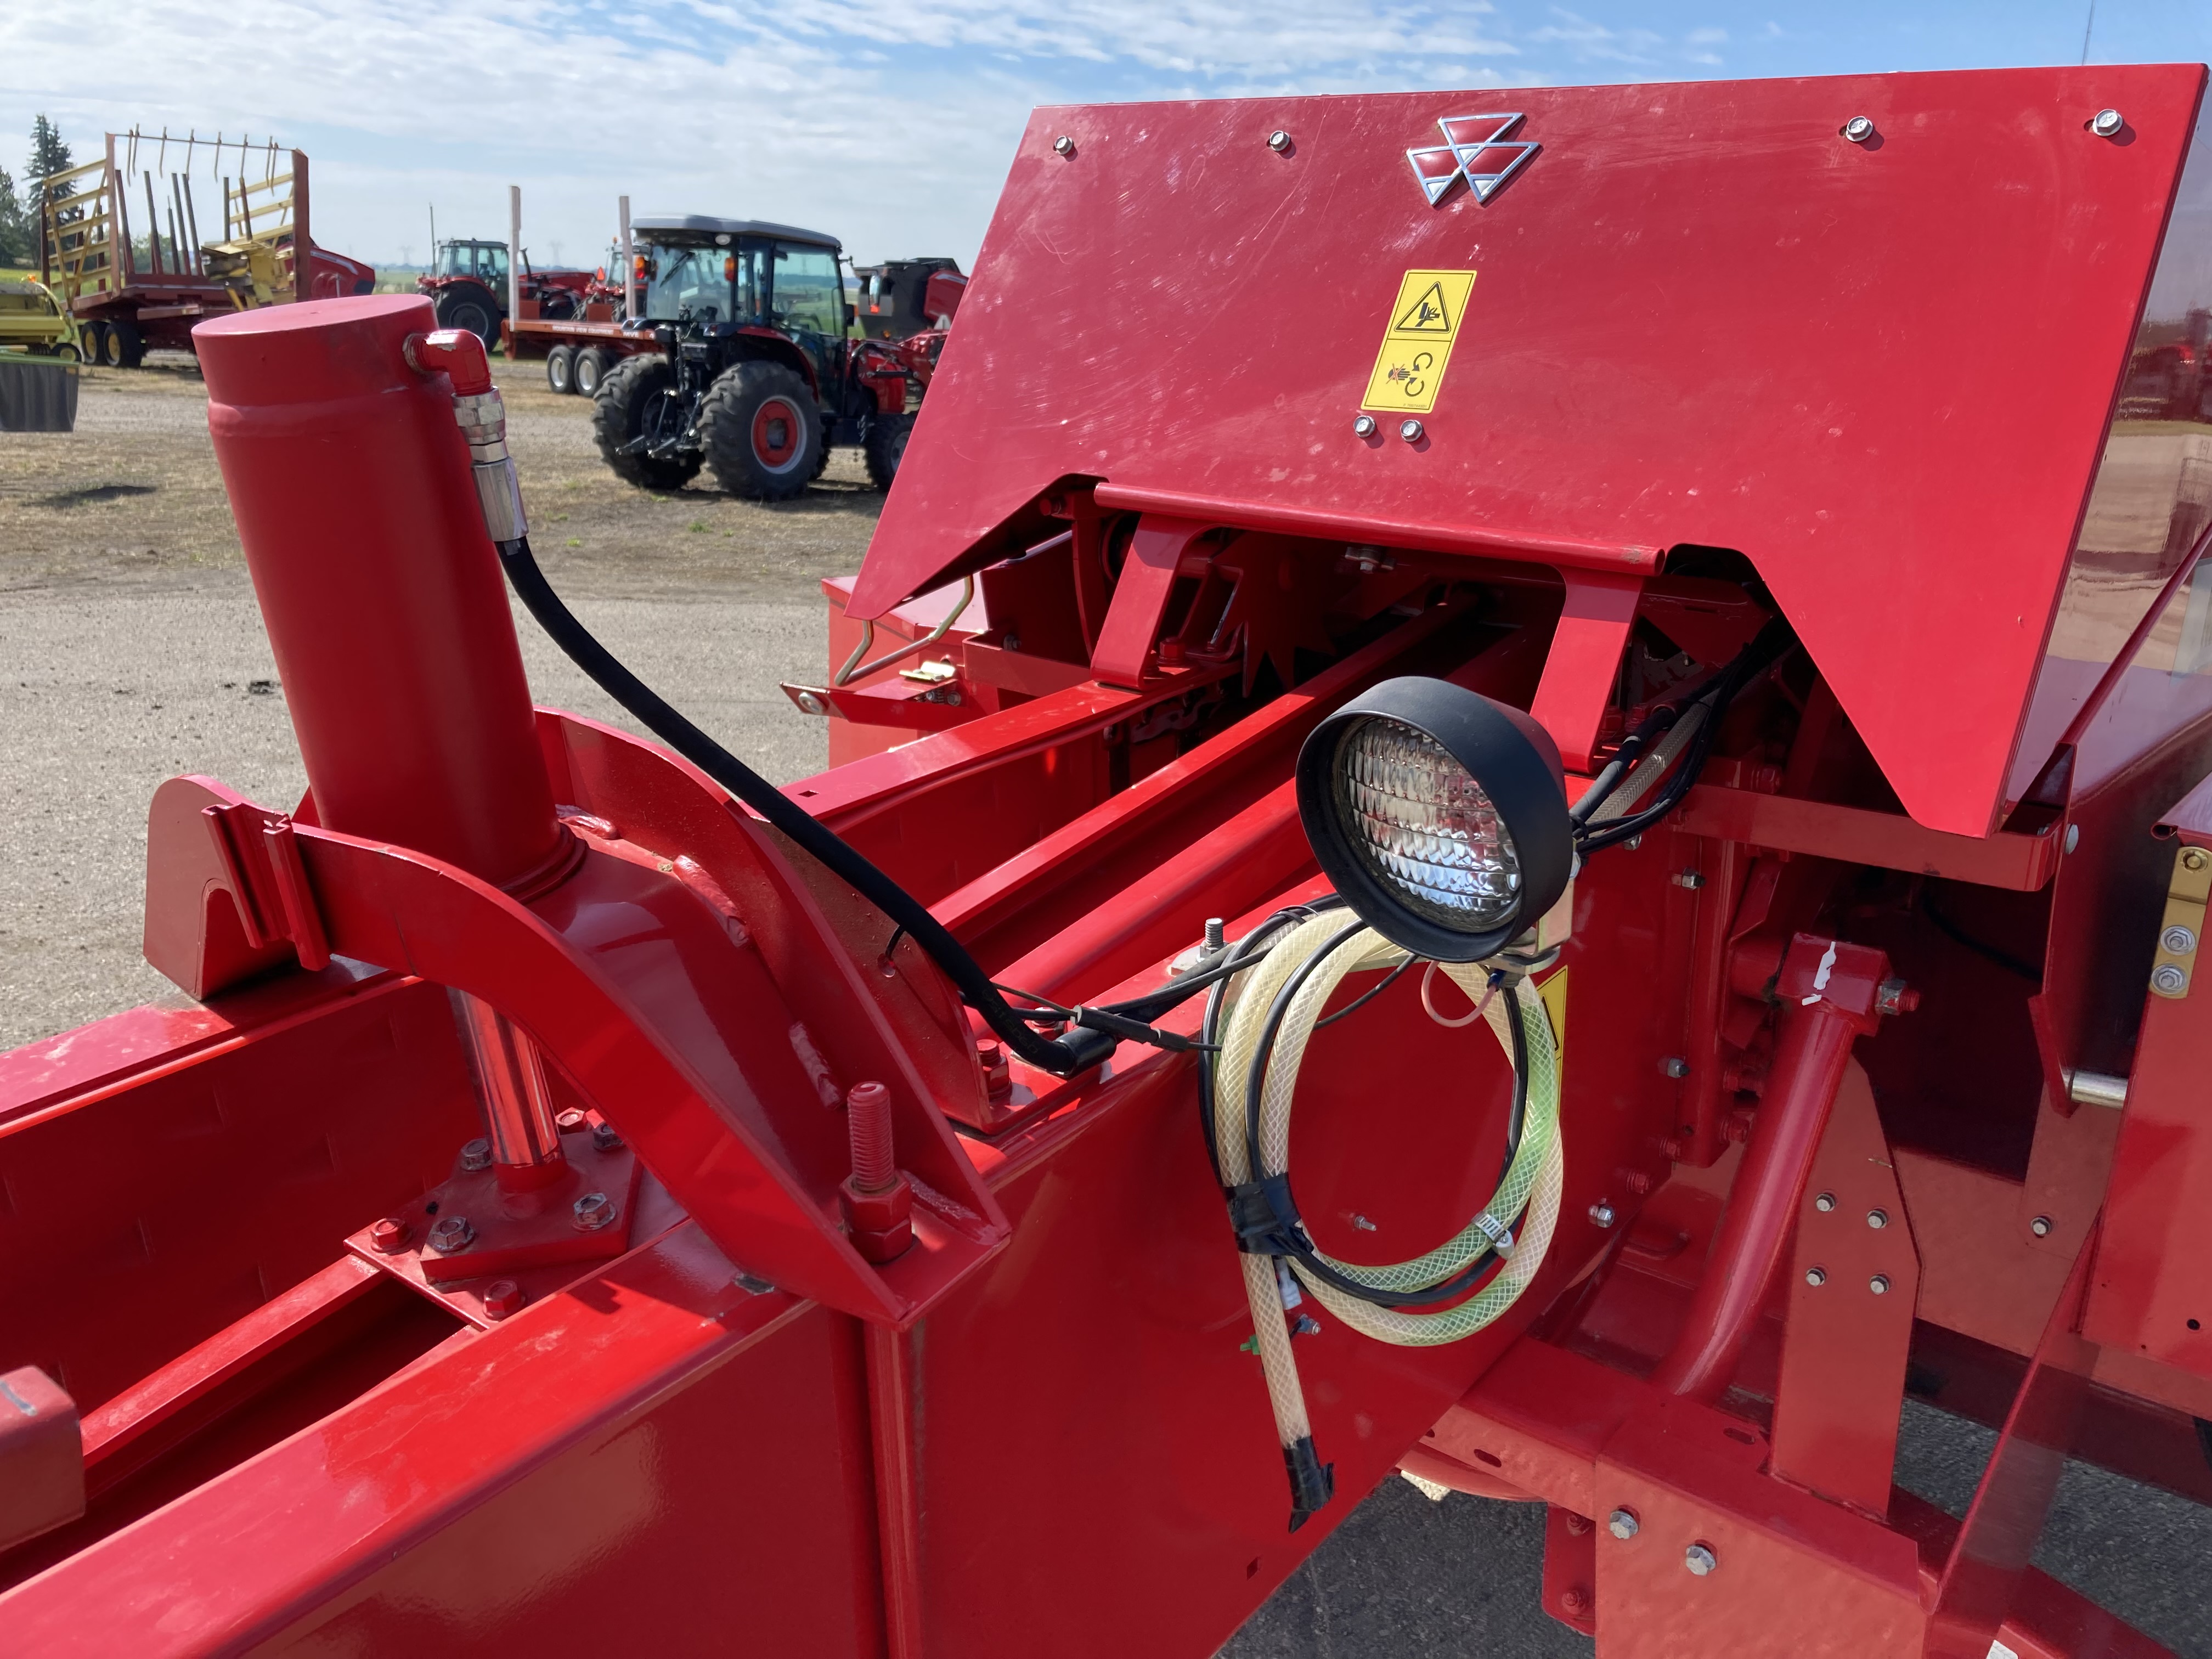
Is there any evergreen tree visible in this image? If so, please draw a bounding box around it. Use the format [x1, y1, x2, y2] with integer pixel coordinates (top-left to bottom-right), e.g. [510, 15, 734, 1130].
[25, 115, 73, 226]
[0, 166, 29, 267]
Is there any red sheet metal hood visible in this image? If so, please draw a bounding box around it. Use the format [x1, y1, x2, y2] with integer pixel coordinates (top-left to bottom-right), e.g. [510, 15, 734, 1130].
[853, 66, 2211, 837]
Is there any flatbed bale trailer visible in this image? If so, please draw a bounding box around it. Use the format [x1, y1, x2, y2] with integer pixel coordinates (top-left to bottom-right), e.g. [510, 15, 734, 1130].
[37, 132, 373, 368]
[4, 64, 2212, 1659]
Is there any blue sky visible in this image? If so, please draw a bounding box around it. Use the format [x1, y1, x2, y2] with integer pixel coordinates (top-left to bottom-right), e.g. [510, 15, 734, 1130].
[3, 1, 2208, 272]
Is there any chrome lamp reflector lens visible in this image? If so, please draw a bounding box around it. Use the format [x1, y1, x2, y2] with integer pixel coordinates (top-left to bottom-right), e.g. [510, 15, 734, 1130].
[1296, 677, 1572, 963]
[1334, 717, 1522, 931]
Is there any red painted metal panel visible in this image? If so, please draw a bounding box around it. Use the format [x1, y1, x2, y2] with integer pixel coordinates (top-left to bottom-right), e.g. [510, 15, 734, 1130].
[858, 66, 2206, 836]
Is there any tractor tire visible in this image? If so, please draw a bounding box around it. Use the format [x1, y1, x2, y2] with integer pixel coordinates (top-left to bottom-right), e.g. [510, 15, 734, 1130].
[546, 346, 575, 394]
[435, 283, 500, 349]
[698, 362, 821, 501]
[592, 354, 702, 492]
[864, 414, 913, 491]
[106, 319, 145, 368]
[574, 348, 611, 397]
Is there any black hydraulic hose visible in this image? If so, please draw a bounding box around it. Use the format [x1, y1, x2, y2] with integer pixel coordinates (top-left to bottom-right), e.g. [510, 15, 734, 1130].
[496, 534, 1110, 1077]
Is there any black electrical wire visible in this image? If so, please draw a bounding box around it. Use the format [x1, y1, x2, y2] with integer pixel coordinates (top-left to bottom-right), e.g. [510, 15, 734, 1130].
[1575, 617, 1798, 856]
[498, 533, 1110, 1076]
[1314, 957, 1414, 1029]
[1198, 901, 1345, 1181]
[1921, 885, 2043, 981]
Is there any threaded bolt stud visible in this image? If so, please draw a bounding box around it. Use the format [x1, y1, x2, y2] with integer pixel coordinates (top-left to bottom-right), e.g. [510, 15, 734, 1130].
[847, 1080, 896, 1192]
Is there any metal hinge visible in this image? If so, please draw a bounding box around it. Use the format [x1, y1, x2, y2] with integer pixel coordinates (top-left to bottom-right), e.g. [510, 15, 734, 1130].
[2148, 843, 2210, 1000]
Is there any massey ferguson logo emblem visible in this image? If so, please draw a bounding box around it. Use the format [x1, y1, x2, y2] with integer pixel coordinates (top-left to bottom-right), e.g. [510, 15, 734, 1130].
[1407, 113, 1541, 206]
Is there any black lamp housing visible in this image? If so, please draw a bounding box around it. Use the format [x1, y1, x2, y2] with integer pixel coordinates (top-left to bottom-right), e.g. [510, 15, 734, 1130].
[1295, 678, 1572, 963]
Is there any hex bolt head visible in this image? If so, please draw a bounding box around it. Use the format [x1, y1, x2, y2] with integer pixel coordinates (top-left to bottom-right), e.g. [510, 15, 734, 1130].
[1814, 1192, 1837, 1213]
[1053, 135, 1075, 156]
[1869, 1273, 1891, 1295]
[427, 1215, 475, 1255]
[1398, 418, 1424, 443]
[1661, 1056, 1690, 1080]
[1352, 414, 1378, 438]
[1805, 1266, 1828, 1287]
[481, 1279, 524, 1321]
[2185, 848, 2210, 873]
[573, 1191, 617, 1232]
[459, 1137, 492, 1172]
[2064, 823, 2081, 854]
[1866, 1208, 1889, 1229]
[1842, 116, 1876, 144]
[2030, 1215, 2053, 1238]
[1267, 129, 1293, 153]
[1684, 1542, 1719, 1576]
[555, 1108, 589, 1135]
[1589, 1203, 1617, 1228]
[1607, 1508, 1640, 1540]
[2091, 108, 2125, 138]
[2153, 963, 2190, 995]
[368, 1217, 411, 1254]
[591, 1119, 624, 1152]
[2163, 924, 2198, 956]
[1672, 870, 1706, 889]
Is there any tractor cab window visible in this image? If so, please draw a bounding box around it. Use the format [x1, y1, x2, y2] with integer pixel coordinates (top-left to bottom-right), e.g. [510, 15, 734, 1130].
[478, 246, 509, 285]
[771, 244, 842, 338]
[645, 245, 730, 321]
[732, 244, 769, 325]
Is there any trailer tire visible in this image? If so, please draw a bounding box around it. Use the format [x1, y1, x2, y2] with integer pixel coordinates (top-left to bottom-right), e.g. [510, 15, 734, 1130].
[864, 414, 913, 491]
[435, 283, 500, 349]
[546, 346, 575, 395]
[574, 348, 611, 397]
[593, 354, 702, 492]
[78, 322, 106, 366]
[106, 319, 145, 369]
[698, 362, 821, 501]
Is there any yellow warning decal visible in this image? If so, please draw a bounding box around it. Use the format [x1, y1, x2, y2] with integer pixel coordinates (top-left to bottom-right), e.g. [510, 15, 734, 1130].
[1361, 268, 1476, 415]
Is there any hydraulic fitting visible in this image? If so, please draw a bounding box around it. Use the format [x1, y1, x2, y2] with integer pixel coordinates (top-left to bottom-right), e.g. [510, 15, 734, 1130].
[404, 327, 527, 546]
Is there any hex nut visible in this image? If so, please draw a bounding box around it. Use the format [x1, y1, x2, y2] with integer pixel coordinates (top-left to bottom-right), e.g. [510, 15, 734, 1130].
[1805, 1266, 1827, 1287]
[1268, 129, 1293, 153]
[427, 1215, 475, 1255]
[1399, 419, 1424, 443]
[2153, 963, 2190, 995]
[555, 1108, 589, 1134]
[591, 1119, 624, 1152]
[2091, 108, 2125, 138]
[1661, 1056, 1690, 1080]
[1869, 1274, 1891, 1295]
[482, 1279, 524, 1321]
[1607, 1508, 1640, 1540]
[1842, 116, 1876, 143]
[1866, 1208, 1889, 1229]
[2030, 1215, 2053, 1238]
[460, 1137, 492, 1172]
[368, 1217, 411, 1254]
[573, 1190, 617, 1232]
[1814, 1192, 1837, 1213]
[1353, 414, 1378, 438]
[1053, 135, 1075, 156]
[1684, 1542, 1719, 1576]
[1589, 1203, 1617, 1228]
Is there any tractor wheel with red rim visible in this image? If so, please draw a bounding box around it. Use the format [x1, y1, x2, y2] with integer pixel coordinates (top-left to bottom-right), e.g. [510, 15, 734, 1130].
[573, 348, 612, 397]
[546, 346, 575, 394]
[698, 361, 821, 501]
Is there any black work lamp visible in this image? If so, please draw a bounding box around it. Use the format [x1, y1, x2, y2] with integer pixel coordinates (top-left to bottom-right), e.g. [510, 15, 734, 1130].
[1295, 678, 1573, 963]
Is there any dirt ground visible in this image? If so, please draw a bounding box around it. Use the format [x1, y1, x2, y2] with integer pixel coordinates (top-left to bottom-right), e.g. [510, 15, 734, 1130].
[0, 351, 882, 601]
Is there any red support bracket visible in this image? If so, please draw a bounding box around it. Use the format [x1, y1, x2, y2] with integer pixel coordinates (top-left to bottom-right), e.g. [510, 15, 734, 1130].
[1091, 515, 1211, 689]
[1529, 567, 1645, 773]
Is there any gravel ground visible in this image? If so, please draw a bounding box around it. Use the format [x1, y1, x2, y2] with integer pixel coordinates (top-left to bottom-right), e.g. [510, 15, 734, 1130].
[4, 359, 2207, 1658]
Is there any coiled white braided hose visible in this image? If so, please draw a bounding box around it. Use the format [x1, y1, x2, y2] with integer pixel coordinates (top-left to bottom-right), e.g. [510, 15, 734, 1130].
[1210, 911, 1564, 1446]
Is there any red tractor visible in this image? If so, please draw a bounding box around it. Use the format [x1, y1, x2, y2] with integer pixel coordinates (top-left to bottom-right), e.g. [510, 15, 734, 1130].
[416, 239, 597, 348]
[592, 216, 941, 497]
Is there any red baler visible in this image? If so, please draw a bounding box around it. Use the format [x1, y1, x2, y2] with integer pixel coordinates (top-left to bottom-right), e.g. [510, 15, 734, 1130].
[5, 65, 2212, 1657]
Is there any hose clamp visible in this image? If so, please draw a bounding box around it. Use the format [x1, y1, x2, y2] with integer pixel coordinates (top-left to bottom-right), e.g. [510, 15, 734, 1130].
[1473, 1211, 1516, 1259]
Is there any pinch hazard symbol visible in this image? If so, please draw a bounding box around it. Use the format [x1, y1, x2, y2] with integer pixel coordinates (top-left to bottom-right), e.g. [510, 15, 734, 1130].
[1362, 269, 1475, 415]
